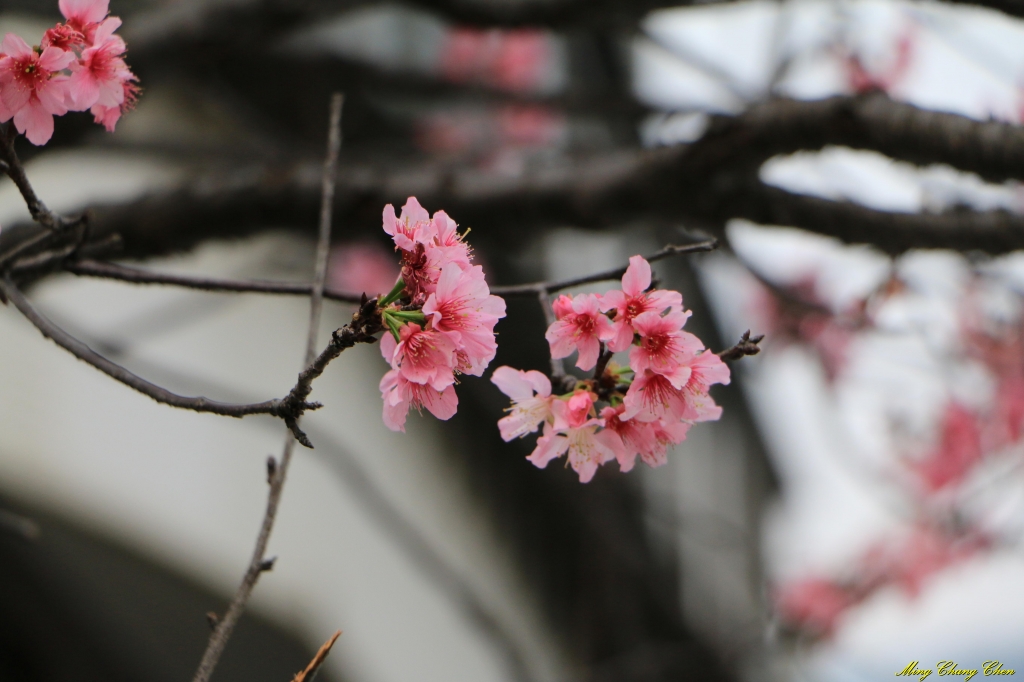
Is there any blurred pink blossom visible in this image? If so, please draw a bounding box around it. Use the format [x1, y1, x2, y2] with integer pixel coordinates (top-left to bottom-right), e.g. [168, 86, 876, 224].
[328, 241, 399, 298]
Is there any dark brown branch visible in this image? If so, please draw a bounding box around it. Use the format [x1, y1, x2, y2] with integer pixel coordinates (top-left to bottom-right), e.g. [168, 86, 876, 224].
[0, 124, 66, 231]
[291, 630, 342, 682]
[191, 93, 345, 682]
[717, 331, 764, 363]
[16, 92, 1022, 264]
[730, 182, 1024, 256]
[0, 275, 296, 420]
[493, 239, 719, 296]
[65, 259, 365, 303]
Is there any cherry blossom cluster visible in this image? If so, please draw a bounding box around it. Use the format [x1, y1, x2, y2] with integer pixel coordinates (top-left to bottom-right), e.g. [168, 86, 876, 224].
[760, 262, 1024, 642]
[378, 197, 506, 431]
[775, 524, 988, 639]
[0, 0, 138, 145]
[491, 255, 729, 483]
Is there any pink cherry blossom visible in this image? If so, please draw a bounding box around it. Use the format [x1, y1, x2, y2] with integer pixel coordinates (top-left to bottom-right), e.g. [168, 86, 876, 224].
[380, 322, 456, 390]
[68, 19, 133, 111]
[525, 390, 614, 483]
[59, 0, 110, 46]
[380, 369, 458, 432]
[678, 350, 730, 422]
[545, 293, 616, 371]
[383, 196, 433, 252]
[601, 255, 684, 352]
[429, 209, 472, 269]
[89, 77, 137, 131]
[597, 405, 657, 472]
[423, 264, 505, 376]
[622, 366, 692, 422]
[0, 34, 74, 145]
[775, 578, 854, 637]
[383, 197, 476, 302]
[491, 366, 553, 440]
[42, 24, 86, 51]
[910, 403, 983, 492]
[328, 241, 400, 298]
[629, 310, 703, 376]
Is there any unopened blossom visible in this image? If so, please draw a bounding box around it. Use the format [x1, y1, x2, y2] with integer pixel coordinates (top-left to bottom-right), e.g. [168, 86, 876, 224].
[545, 293, 616, 371]
[380, 369, 458, 432]
[491, 366, 553, 441]
[629, 310, 703, 376]
[0, 34, 74, 145]
[380, 322, 456, 390]
[424, 264, 505, 376]
[601, 255, 684, 352]
[68, 18, 133, 111]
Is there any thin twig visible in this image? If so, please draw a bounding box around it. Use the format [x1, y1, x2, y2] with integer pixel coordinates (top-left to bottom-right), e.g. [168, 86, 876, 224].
[191, 93, 345, 682]
[65, 259, 365, 303]
[491, 239, 718, 296]
[0, 275, 292, 419]
[717, 330, 764, 362]
[291, 630, 342, 682]
[0, 124, 62, 230]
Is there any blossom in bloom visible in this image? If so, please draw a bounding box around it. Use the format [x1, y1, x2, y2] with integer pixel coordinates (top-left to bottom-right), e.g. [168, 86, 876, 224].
[379, 369, 458, 432]
[597, 405, 657, 471]
[59, 0, 111, 46]
[89, 77, 138, 131]
[67, 18, 132, 111]
[491, 366, 553, 441]
[383, 196, 433, 252]
[629, 310, 703, 376]
[424, 264, 506, 376]
[601, 255, 684, 352]
[376, 199, 504, 432]
[679, 350, 731, 422]
[380, 322, 456, 390]
[545, 293, 616, 371]
[42, 24, 86, 51]
[526, 390, 613, 483]
[622, 367, 692, 422]
[383, 197, 474, 302]
[0, 34, 74, 145]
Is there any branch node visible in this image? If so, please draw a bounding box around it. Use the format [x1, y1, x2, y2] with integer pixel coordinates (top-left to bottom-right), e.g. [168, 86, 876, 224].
[266, 456, 277, 484]
[205, 612, 219, 630]
[259, 556, 277, 572]
[718, 330, 765, 362]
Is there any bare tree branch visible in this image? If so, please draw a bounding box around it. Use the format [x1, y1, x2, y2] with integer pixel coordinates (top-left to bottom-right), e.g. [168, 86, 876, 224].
[7, 93, 1020, 264]
[0, 275, 293, 419]
[191, 93, 345, 682]
[493, 239, 719, 296]
[66, 259, 365, 303]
